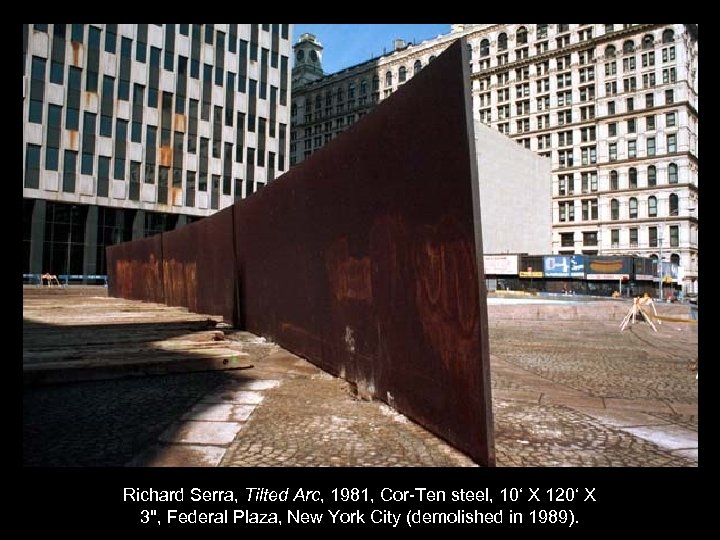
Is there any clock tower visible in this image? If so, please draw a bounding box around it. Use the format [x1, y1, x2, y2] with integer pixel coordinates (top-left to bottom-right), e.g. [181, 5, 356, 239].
[292, 33, 324, 88]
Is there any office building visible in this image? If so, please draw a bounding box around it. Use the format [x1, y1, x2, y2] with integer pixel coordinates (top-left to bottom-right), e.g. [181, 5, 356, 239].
[23, 24, 292, 279]
[290, 24, 698, 293]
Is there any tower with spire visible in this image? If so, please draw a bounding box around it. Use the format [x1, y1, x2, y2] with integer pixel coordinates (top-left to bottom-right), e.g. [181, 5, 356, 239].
[292, 33, 324, 88]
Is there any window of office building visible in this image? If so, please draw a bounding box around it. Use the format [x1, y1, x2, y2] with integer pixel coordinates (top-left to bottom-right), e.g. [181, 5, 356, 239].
[398, 66, 407, 83]
[50, 24, 66, 85]
[480, 39, 489, 56]
[648, 196, 658, 217]
[629, 228, 638, 247]
[581, 146, 596, 165]
[118, 37, 131, 100]
[581, 171, 598, 192]
[629, 167, 638, 188]
[560, 232, 574, 247]
[498, 32, 507, 50]
[558, 173, 573, 196]
[559, 201, 574, 222]
[25, 144, 41, 188]
[647, 165, 657, 186]
[610, 170, 619, 190]
[558, 149, 574, 168]
[29, 56, 46, 124]
[105, 23, 117, 53]
[63, 150, 77, 192]
[647, 137, 656, 156]
[629, 197, 638, 218]
[81, 112, 96, 175]
[648, 226, 658, 247]
[45, 104, 62, 171]
[662, 46, 676, 62]
[583, 231, 598, 245]
[582, 199, 598, 221]
[66, 66, 81, 130]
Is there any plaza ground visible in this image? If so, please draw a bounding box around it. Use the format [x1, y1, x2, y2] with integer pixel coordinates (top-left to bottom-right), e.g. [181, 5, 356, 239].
[22, 287, 698, 467]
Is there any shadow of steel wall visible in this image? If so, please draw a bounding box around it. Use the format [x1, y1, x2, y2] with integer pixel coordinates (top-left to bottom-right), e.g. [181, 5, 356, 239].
[105, 39, 494, 466]
[161, 205, 236, 322]
[234, 39, 494, 466]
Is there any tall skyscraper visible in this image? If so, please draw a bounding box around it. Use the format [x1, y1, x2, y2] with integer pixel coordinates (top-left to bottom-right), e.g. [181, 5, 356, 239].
[23, 24, 292, 279]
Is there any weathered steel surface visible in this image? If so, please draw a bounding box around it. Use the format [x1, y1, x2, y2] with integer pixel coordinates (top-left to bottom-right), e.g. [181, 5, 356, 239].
[161, 205, 236, 322]
[104, 39, 494, 465]
[234, 39, 494, 465]
[107, 234, 164, 303]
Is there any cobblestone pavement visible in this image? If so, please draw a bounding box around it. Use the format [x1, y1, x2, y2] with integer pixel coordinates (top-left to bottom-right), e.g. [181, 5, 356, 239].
[22, 289, 698, 467]
[23, 372, 229, 466]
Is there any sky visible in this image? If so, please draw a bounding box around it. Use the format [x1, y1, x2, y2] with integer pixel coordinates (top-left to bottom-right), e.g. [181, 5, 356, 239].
[292, 24, 451, 74]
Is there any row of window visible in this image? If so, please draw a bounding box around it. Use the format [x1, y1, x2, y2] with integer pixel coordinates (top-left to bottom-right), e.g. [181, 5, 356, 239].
[482, 74, 674, 115]
[471, 26, 675, 69]
[558, 163, 680, 196]
[480, 89, 678, 134]
[31, 24, 290, 56]
[604, 46, 675, 75]
[558, 193, 682, 222]
[560, 227, 682, 250]
[28, 58, 288, 127]
[478, 47, 676, 95]
[556, 134, 678, 167]
[25, 137, 277, 206]
[608, 134, 678, 161]
[295, 60, 427, 116]
[609, 194, 681, 219]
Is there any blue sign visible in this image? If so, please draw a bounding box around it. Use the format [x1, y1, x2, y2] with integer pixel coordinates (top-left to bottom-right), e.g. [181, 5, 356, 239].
[544, 255, 585, 277]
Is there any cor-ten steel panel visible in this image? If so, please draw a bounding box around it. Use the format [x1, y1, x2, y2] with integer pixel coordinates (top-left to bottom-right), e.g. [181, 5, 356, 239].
[161, 206, 236, 322]
[107, 234, 164, 304]
[234, 39, 494, 465]
[105, 39, 494, 465]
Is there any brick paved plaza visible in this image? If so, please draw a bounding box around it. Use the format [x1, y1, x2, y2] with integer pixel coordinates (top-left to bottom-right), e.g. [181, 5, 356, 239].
[22, 288, 698, 467]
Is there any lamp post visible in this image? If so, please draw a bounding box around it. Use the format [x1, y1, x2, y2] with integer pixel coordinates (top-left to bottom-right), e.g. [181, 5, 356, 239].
[657, 227, 663, 300]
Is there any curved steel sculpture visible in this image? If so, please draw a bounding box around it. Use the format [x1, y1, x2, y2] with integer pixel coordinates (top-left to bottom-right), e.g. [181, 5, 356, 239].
[108, 39, 495, 466]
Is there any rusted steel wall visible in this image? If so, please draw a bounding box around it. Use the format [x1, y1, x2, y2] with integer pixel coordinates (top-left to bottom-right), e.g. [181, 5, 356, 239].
[161, 206, 236, 322]
[104, 39, 494, 466]
[106, 234, 164, 304]
[234, 39, 494, 465]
